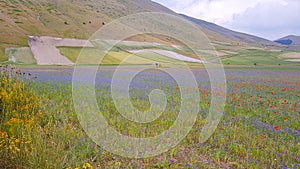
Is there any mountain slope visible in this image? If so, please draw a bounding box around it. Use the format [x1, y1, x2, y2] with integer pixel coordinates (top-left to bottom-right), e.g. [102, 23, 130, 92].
[275, 35, 300, 45]
[0, 0, 282, 60]
[0, 0, 182, 60]
[0, 0, 174, 46]
[180, 14, 277, 46]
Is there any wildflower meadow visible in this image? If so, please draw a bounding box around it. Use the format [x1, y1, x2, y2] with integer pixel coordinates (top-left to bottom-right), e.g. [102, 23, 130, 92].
[0, 65, 299, 168]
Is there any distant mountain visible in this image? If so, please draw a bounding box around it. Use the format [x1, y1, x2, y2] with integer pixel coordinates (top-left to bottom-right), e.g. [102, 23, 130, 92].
[275, 35, 300, 45]
[180, 14, 277, 46]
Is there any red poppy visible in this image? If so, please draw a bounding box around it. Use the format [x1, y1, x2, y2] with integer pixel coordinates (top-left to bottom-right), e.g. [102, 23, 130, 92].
[207, 102, 211, 105]
[274, 111, 277, 114]
[258, 136, 264, 141]
[275, 126, 279, 131]
[283, 117, 287, 121]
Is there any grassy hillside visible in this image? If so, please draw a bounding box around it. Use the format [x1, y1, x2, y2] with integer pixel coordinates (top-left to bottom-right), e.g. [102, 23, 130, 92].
[0, 0, 175, 52]
[0, 0, 259, 56]
[181, 14, 277, 47]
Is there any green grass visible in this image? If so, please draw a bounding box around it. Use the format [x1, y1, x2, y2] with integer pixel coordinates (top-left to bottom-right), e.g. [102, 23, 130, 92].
[91, 40, 180, 53]
[0, 48, 8, 62]
[222, 49, 294, 65]
[58, 46, 199, 66]
[134, 52, 185, 63]
[5, 47, 36, 64]
[58, 47, 121, 64]
[58, 47, 179, 65]
[105, 51, 157, 65]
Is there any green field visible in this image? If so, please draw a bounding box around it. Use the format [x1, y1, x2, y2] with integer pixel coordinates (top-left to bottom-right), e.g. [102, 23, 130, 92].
[5, 47, 36, 64]
[1, 47, 300, 67]
[58, 47, 158, 65]
[58, 47, 190, 65]
[222, 49, 294, 65]
[0, 48, 8, 62]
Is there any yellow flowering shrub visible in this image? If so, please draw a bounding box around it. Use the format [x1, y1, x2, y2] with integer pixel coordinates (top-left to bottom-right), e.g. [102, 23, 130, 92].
[0, 65, 42, 167]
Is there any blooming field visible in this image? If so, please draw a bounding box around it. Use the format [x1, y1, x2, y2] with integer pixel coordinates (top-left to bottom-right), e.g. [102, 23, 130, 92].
[0, 65, 299, 168]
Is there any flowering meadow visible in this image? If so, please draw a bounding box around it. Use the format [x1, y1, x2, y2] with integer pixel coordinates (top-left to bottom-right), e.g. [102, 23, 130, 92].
[0, 65, 299, 168]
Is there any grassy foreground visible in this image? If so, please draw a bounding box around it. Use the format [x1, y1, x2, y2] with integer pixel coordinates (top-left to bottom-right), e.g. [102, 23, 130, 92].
[0, 65, 299, 168]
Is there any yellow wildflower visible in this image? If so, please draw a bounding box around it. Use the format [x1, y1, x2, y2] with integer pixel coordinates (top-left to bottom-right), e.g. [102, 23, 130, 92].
[83, 163, 93, 169]
[15, 147, 20, 152]
[115, 161, 121, 166]
[0, 131, 8, 139]
[5, 118, 22, 126]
